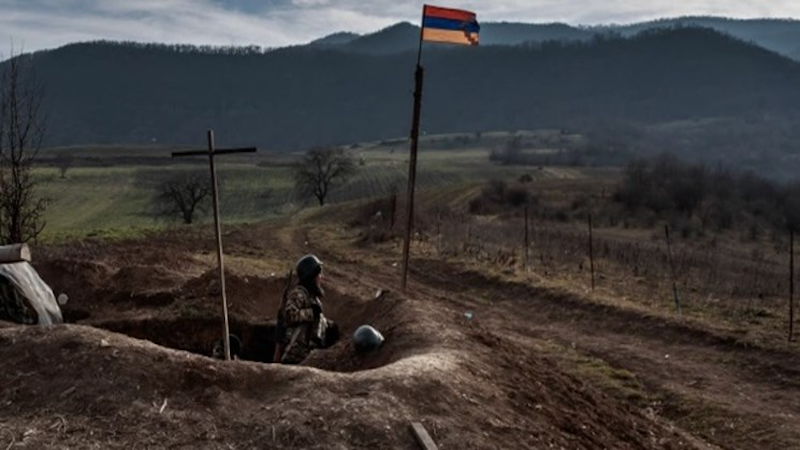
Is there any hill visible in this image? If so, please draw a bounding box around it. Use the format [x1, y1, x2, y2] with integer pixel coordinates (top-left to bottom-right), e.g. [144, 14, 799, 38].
[319, 21, 595, 54]
[608, 16, 800, 61]
[328, 22, 420, 54]
[309, 31, 360, 47]
[14, 26, 800, 162]
[316, 17, 800, 59]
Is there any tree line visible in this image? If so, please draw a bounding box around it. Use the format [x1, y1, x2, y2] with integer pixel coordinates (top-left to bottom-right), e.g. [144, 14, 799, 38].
[18, 26, 800, 154]
[474, 151, 800, 241]
[614, 153, 800, 236]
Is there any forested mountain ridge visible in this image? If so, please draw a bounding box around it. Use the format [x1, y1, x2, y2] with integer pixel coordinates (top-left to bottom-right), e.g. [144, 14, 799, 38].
[8, 25, 800, 176]
[315, 17, 800, 60]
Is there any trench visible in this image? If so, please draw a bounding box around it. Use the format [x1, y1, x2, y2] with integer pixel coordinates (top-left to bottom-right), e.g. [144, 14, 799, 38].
[50, 267, 407, 372]
[89, 317, 279, 363]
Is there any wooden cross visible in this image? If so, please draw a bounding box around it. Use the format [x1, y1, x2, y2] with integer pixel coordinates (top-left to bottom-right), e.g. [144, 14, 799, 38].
[172, 129, 256, 361]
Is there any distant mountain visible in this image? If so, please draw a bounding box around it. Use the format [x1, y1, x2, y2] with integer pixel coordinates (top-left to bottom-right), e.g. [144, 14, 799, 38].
[313, 17, 800, 60]
[606, 16, 800, 60]
[309, 32, 360, 47]
[791, 45, 800, 61]
[320, 21, 594, 54]
[479, 22, 592, 45]
[314, 21, 591, 55]
[8, 26, 800, 174]
[336, 22, 420, 55]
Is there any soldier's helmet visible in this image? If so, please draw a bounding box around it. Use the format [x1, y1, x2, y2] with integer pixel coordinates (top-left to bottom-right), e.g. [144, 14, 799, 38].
[353, 324, 384, 353]
[295, 254, 323, 282]
[211, 334, 242, 360]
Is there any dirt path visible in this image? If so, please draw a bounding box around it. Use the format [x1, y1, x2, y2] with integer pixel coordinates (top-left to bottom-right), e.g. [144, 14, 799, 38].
[399, 258, 800, 449]
[275, 218, 800, 448]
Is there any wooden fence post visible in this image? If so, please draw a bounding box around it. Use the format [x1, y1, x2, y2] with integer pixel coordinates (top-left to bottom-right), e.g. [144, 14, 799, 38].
[437, 209, 442, 256]
[790, 229, 795, 342]
[588, 214, 595, 291]
[665, 224, 681, 315]
[524, 204, 530, 272]
[390, 192, 397, 229]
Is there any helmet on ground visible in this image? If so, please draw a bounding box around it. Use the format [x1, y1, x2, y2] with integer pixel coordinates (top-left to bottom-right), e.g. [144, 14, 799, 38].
[295, 254, 323, 282]
[211, 334, 242, 360]
[353, 325, 384, 353]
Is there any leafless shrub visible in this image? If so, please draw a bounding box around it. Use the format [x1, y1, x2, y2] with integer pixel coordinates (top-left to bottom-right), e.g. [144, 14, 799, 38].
[0, 47, 48, 243]
[153, 170, 211, 224]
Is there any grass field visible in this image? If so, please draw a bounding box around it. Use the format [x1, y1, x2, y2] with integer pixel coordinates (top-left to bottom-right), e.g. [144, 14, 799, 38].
[33, 131, 585, 241]
[36, 162, 294, 240]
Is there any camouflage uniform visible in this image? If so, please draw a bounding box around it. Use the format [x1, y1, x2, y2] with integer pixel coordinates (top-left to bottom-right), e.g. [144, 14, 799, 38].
[279, 285, 331, 364]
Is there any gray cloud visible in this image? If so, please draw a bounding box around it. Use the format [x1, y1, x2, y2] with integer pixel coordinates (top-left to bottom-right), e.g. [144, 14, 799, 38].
[1, 0, 799, 54]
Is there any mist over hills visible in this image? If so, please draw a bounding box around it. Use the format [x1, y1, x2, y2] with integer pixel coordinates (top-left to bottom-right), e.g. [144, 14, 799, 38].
[8, 19, 800, 176]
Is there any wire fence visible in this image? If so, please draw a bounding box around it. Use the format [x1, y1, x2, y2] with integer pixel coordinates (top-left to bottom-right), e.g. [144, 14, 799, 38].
[372, 206, 796, 340]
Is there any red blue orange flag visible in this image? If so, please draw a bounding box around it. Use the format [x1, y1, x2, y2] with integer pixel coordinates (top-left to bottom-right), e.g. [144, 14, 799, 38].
[421, 4, 480, 46]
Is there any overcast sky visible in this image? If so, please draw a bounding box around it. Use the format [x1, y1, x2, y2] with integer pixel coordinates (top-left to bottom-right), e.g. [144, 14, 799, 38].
[2, 0, 799, 54]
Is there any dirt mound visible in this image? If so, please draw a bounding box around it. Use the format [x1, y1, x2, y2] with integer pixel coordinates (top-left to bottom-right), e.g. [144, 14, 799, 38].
[304, 295, 432, 373]
[110, 264, 187, 294]
[0, 305, 693, 450]
[6, 221, 783, 448]
[180, 268, 285, 319]
[34, 258, 115, 299]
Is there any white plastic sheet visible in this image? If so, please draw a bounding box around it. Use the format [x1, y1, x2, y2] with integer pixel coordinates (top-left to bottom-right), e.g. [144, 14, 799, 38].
[0, 261, 63, 325]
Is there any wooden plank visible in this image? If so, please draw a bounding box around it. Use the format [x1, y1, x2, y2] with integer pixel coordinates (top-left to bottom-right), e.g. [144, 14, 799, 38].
[409, 421, 438, 450]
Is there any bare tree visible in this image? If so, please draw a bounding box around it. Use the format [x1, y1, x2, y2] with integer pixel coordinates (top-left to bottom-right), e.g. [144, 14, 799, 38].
[0, 48, 48, 244]
[294, 147, 357, 206]
[153, 171, 212, 224]
[54, 152, 74, 179]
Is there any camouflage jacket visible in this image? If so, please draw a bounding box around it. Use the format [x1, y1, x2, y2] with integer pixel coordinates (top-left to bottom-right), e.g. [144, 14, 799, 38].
[279, 285, 330, 364]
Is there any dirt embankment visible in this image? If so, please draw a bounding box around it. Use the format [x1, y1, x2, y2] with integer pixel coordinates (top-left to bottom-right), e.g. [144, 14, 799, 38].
[0, 225, 711, 449]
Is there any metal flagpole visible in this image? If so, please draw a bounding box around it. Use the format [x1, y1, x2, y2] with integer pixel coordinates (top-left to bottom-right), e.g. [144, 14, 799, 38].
[400, 8, 427, 291]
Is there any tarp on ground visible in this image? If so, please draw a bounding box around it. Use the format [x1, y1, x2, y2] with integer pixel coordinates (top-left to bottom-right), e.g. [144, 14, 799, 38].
[0, 261, 63, 325]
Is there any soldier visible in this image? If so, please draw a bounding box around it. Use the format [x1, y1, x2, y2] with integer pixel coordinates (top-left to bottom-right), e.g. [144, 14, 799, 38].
[275, 254, 339, 364]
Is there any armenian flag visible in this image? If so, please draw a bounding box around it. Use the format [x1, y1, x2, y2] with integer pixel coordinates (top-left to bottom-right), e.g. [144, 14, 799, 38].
[421, 5, 479, 46]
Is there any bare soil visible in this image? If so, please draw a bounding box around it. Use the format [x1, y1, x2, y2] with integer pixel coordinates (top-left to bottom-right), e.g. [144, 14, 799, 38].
[1, 216, 799, 449]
